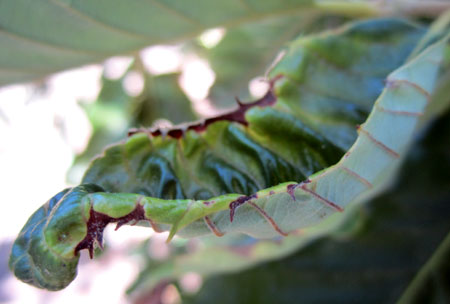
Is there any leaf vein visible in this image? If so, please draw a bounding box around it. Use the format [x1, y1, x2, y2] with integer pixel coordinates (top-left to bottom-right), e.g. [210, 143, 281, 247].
[149, 0, 204, 27]
[299, 184, 344, 212]
[204, 216, 225, 237]
[358, 126, 400, 158]
[0, 28, 106, 56]
[340, 165, 373, 188]
[49, 0, 152, 41]
[247, 201, 288, 236]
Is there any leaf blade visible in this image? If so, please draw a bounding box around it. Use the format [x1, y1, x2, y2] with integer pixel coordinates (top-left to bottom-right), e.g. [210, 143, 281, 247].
[10, 18, 448, 292]
[0, 0, 322, 86]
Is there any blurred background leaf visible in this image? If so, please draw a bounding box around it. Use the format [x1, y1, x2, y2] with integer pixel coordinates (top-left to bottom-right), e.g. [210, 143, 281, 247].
[5, 0, 437, 88]
[0, 0, 325, 86]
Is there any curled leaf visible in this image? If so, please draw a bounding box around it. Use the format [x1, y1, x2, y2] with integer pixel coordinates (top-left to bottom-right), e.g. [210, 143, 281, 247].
[10, 19, 448, 291]
[9, 185, 102, 290]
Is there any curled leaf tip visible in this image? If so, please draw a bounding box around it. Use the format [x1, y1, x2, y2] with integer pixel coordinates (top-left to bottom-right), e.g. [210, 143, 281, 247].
[8, 184, 103, 290]
[9, 184, 154, 289]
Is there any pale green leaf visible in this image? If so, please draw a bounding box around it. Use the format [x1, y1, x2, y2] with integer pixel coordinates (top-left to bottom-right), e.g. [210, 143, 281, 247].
[0, 0, 339, 86]
[180, 109, 450, 303]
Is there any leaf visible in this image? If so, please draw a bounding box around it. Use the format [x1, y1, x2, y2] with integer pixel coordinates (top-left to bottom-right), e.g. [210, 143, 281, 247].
[8, 185, 97, 290]
[408, 9, 450, 59]
[181, 107, 450, 304]
[0, 0, 382, 87]
[129, 16, 450, 294]
[9, 18, 445, 291]
[126, 203, 367, 295]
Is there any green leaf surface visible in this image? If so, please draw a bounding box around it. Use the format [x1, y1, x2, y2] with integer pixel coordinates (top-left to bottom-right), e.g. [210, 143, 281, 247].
[9, 18, 448, 291]
[84, 18, 424, 194]
[181, 108, 450, 304]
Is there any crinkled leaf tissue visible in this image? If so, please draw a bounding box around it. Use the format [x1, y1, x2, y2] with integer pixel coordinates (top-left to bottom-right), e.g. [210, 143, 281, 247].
[8, 16, 450, 292]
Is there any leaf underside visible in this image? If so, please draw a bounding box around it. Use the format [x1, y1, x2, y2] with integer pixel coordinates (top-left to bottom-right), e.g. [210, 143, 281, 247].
[181, 109, 450, 304]
[9, 18, 450, 291]
[0, 0, 320, 86]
